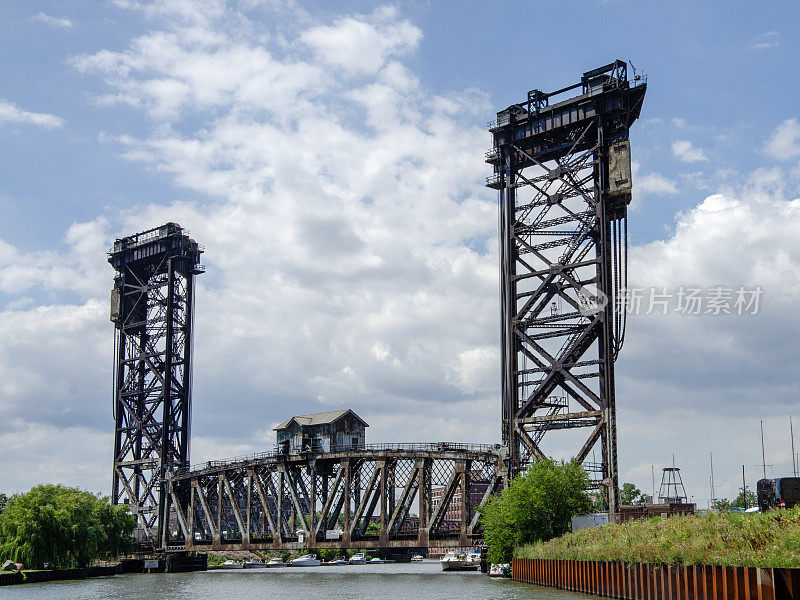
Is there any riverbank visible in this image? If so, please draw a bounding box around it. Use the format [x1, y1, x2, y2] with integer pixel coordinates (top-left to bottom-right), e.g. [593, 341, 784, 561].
[0, 565, 120, 586]
[517, 507, 800, 568]
[0, 553, 207, 586]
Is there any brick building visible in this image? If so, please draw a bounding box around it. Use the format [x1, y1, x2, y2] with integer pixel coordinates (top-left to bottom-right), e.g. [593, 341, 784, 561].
[431, 480, 490, 523]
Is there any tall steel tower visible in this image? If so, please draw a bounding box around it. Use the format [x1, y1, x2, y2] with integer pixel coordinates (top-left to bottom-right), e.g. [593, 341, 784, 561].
[109, 223, 203, 546]
[487, 61, 646, 511]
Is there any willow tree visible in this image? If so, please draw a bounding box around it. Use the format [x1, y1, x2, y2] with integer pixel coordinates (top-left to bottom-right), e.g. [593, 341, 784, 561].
[0, 484, 136, 569]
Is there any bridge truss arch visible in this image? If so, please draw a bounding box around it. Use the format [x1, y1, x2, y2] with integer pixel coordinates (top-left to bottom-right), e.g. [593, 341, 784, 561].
[166, 444, 505, 552]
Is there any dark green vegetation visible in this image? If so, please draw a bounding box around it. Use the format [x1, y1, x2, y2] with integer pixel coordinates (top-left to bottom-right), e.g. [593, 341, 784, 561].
[0, 485, 136, 569]
[0, 493, 7, 515]
[479, 459, 590, 563]
[517, 507, 800, 568]
[619, 483, 644, 505]
[715, 489, 758, 511]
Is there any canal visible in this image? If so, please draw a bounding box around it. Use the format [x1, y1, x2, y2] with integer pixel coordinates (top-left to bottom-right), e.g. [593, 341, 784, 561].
[2, 561, 590, 599]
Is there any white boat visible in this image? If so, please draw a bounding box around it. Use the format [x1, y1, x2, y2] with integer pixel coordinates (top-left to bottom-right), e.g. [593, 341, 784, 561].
[219, 560, 242, 569]
[440, 551, 478, 571]
[323, 558, 348, 566]
[242, 560, 265, 568]
[467, 551, 482, 566]
[489, 563, 511, 578]
[410, 554, 424, 562]
[265, 557, 287, 568]
[369, 557, 385, 564]
[291, 554, 321, 567]
[348, 552, 367, 565]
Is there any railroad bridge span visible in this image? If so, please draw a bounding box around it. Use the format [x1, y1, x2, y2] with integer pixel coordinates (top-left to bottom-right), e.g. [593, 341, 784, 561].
[165, 444, 505, 552]
[108, 61, 646, 552]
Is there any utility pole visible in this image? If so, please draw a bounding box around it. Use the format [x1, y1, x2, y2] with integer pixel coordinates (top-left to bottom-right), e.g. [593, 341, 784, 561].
[742, 465, 747, 509]
[761, 420, 767, 479]
[709, 451, 715, 508]
[791, 416, 797, 477]
[651, 465, 655, 501]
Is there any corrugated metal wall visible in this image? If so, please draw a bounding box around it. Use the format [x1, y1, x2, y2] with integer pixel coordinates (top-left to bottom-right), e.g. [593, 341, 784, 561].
[511, 558, 800, 600]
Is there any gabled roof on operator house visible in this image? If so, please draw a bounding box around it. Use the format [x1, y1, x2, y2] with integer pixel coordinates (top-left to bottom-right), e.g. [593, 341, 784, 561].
[273, 409, 369, 431]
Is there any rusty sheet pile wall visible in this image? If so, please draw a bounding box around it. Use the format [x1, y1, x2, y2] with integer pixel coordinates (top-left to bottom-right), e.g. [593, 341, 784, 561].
[512, 558, 800, 600]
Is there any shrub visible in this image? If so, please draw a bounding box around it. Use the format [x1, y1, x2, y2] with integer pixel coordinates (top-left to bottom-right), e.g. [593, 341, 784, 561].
[516, 507, 800, 567]
[479, 458, 590, 563]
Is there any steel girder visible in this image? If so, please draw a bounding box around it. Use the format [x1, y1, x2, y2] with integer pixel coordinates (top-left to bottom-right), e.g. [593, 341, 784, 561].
[165, 447, 505, 551]
[487, 61, 646, 512]
[109, 223, 203, 547]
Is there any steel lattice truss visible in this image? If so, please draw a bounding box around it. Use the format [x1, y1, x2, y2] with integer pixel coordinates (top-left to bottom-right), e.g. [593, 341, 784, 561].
[109, 223, 202, 546]
[488, 61, 646, 511]
[166, 445, 505, 551]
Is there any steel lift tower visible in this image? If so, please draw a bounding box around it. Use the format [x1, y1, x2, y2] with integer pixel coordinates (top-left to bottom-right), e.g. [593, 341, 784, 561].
[487, 61, 646, 511]
[109, 223, 203, 546]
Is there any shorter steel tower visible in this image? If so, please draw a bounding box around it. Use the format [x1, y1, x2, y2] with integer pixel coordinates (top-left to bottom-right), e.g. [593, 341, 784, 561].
[487, 61, 646, 511]
[109, 223, 203, 546]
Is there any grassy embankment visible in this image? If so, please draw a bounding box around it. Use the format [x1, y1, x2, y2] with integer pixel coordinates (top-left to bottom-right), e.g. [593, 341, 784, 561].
[516, 507, 800, 568]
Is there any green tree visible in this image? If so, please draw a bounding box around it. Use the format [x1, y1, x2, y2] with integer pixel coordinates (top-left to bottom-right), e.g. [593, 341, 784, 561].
[731, 489, 757, 509]
[478, 458, 590, 563]
[619, 482, 644, 505]
[0, 493, 7, 515]
[0, 484, 135, 569]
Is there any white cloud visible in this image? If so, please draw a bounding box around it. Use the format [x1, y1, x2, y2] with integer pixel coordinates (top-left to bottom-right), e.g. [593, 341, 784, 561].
[299, 6, 421, 76]
[0, 422, 110, 494]
[614, 168, 800, 501]
[33, 12, 73, 29]
[672, 139, 708, 162]
[765, 118, 800, 160]
[0, 99, 65, 129]
[750, 31, 780, 50]
[638, 172, 678, 195]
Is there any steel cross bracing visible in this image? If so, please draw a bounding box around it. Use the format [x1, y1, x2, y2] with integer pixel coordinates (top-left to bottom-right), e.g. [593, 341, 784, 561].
[109, 223, 203, 547]
[165, 446, 505, 552]
[487, 60, 646, 512]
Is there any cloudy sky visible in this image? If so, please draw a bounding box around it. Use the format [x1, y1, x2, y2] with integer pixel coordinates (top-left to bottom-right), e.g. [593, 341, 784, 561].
[1, 0, 799, 507]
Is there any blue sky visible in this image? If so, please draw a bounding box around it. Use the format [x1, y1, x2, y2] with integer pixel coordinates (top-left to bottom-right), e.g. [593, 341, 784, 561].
[1, 0, 800, 505]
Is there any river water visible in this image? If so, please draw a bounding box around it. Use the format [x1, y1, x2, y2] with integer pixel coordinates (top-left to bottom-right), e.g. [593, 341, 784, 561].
[2, 561, 589, 600]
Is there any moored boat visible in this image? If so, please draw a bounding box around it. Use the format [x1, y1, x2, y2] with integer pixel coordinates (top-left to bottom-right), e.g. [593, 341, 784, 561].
[323, 558, 348, 566]
[219, 560, 242, 569]
[440, 551, 478, 571]
[265, 557, 287, 568]
[369, 557, 385, 564]
[291, 554, 321, 567]
[243, 560, 265, 568]
[410, 554, 424, 562]
[348, 552, 367, 565]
